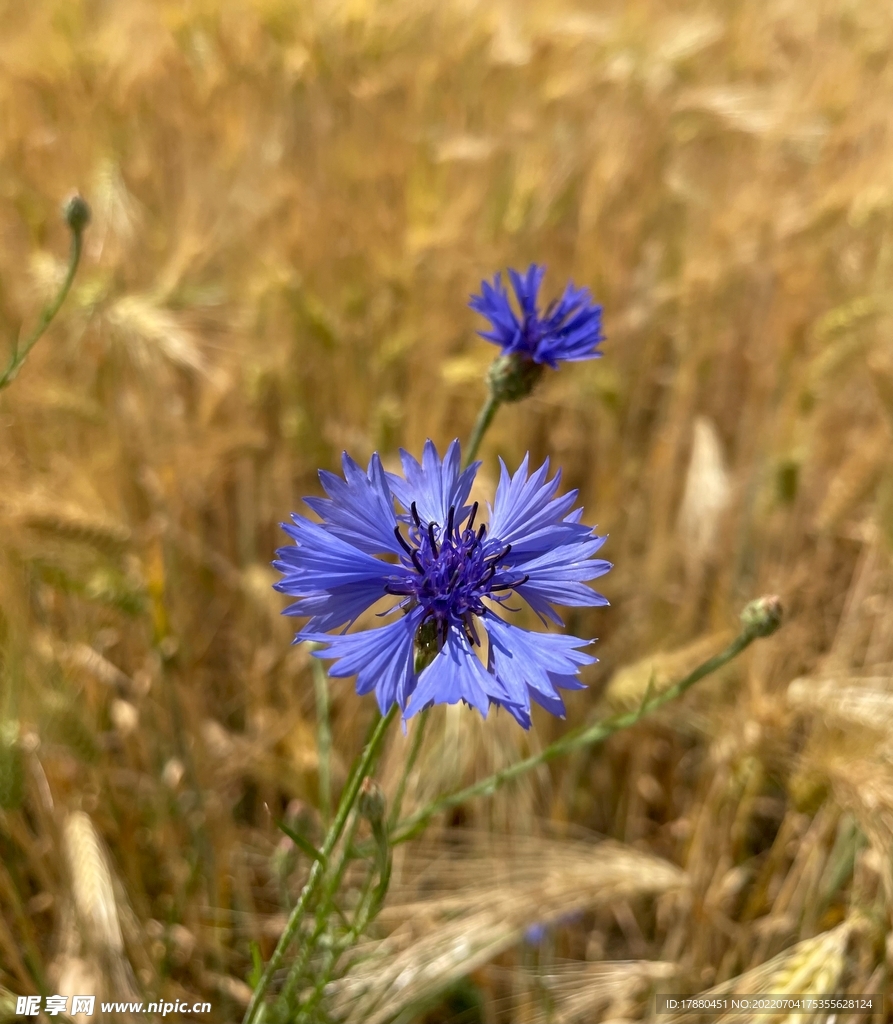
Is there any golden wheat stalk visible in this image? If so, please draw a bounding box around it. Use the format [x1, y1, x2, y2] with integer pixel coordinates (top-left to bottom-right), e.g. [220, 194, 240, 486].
[62, 811, 139, 1008]
[509, 960, 677, 1024]
[34, 630, 133, 699]
[663, 918, 860, 1024]
[3, 495, 131, 552]
[331, 833, 686, 1024]
[605, 630, 735, 712]
[379, 702, 550, 836]
[788, 675, 893, 732]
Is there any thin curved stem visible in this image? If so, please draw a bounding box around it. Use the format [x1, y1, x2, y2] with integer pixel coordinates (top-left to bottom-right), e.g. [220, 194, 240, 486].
[0, 204, 87, 392]
[277, 807, 363, 1013]
[463, 392, 500, 468]
[390, 625, 762, 846]
[242, 703, 399, 1024]
[388, 710, 429, 830]
[312, 654, 333, 827]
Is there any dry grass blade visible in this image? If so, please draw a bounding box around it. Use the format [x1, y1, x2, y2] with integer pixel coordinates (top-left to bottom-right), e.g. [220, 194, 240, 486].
[35, 632, 133, 694]
[50, 953, 102, 1022]
[655, 15, 724, 64]
[814, 430, 888, 534]
[0, 985, 19, 1022]
[105, 294, 210, 379]
[674, 86, 781, 136]
[825, 756, 893, 905]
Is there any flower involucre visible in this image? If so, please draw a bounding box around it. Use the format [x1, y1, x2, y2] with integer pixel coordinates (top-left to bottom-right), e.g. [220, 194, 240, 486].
[274, 440, 610, 727]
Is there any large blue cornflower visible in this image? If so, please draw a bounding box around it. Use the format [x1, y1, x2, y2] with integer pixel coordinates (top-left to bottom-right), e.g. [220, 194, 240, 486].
[470, 264, 604, 369]
[274, 440, 610, 728]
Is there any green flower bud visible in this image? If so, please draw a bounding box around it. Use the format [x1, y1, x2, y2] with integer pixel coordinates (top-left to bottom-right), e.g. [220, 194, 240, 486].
[740, 595, 783, 639]
[358, 777, 387, 826]
[487, 353, 544, 404]
[62, 193, 91, 234]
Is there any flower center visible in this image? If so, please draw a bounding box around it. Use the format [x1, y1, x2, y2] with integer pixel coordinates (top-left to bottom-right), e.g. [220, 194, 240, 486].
[385, 501, 523, 648]
[520, 314, 545, 355]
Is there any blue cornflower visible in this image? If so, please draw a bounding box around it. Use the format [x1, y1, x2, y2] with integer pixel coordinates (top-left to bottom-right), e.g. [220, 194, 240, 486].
[524, 910, 584, 946]
[273, 440, 610, 728]
[470, 264, 604, 370]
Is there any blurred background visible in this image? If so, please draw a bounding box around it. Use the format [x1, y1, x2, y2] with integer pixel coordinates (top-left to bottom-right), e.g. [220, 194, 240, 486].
[1, 0, 892, 1020]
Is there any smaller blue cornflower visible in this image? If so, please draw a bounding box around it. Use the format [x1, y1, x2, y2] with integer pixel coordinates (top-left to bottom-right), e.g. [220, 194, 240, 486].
[273, 440, 610, 728]
[470, 264, 604, 390]
[524, 910, 584, 946]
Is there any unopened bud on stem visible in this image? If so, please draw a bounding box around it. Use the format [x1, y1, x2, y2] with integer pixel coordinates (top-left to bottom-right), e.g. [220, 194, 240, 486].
[62, 193, 91, 234]
[740, 595, 783, 638]
[358, 777, 387, 826]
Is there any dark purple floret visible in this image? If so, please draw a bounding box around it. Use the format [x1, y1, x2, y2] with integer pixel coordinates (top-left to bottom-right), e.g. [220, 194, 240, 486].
[383, 500, 528, 650]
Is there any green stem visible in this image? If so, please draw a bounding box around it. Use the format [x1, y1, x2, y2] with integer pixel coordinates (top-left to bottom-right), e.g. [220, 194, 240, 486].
[388, 710, 429, 830]
[242, 703, 399, 1024]
[296, 852, 384, 1024]
[278, 807, 363, 1013]
[463, 392, 500, 468]
[0, 204, 87, 392]
[390, 626, 760, 846]
[312, 653, 333, 827]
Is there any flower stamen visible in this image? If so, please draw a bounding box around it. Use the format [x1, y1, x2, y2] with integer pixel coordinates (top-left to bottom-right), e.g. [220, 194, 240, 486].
[389, 505, 526, 654]
[491, 574, 529, 592]
[394, 525, 414, 555]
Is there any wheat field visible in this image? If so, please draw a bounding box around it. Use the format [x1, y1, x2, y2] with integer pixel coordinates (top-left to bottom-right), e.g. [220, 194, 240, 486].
[0, 0, 892, 1021]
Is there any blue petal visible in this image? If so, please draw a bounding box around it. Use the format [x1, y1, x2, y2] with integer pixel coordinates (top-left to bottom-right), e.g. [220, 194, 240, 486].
[469, 273, 521, 350]
[404, 624, 505, 720]
[302, 607, 423, 715]
[276, 515, 396, 590]
[387, 439, 479, 528]
[529, 688, 574, 717]
[304, 452, 402, 556]
[487, 455, 591, 560]
[536, 283, 604, 365]
[494, 700, 532, 729]
[508, 263, 545, 320]
[511, 536, 611, 624]
[277, 579, 394, 633]
[485, 616, 593, 720]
